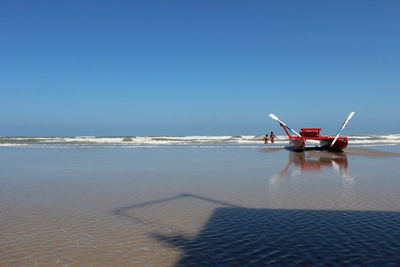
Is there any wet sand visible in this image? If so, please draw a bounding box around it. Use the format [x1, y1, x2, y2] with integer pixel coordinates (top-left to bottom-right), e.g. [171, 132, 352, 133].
[1, 146, 400, 266]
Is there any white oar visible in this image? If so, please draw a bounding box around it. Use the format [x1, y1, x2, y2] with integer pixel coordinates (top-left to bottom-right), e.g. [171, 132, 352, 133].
[268, 113, 302, 137]
[331, 112, 355, 147]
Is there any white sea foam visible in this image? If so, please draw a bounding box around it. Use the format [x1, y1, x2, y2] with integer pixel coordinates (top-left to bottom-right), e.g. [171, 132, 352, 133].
[1, 134, 399, 148]
[0, 143, 28, 147]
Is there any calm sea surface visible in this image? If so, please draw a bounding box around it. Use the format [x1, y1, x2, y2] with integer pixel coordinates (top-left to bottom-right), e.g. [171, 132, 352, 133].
[1, 147, 400, 266]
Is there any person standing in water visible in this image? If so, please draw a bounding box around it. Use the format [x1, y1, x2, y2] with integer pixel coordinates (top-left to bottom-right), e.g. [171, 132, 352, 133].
[263, 133, 270, 144]
[270, 131, 277, 144]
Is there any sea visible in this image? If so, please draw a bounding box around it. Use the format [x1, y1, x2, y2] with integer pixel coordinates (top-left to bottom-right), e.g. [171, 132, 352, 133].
[1, 134, 400, 265]
[1, 134, 400, 148]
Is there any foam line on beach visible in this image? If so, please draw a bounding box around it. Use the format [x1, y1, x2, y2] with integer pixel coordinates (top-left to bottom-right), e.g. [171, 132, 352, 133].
[1, 134, 400, 148]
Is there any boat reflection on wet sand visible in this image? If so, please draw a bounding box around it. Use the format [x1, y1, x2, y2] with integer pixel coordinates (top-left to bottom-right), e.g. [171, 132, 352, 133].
[267, 147, 400, 185]
[280, 151, 348, 177]
[267, 150, 354, 199]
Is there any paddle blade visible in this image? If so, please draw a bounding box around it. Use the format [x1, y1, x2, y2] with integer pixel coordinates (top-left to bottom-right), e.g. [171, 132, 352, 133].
[331, 112, 355, 147]
[268, 113, 281, 122]
[268, 113, 279, 120]
[342, 112, 355, 129]
[268, 113, 301, 137]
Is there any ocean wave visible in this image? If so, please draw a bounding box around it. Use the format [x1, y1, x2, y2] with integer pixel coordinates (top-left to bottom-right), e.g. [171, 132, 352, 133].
[0, 143, 29, 147]
[1, 134, 400, 148]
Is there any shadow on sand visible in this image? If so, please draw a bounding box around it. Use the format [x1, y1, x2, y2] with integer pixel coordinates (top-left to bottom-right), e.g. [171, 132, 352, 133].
[113, 194, 400, 266]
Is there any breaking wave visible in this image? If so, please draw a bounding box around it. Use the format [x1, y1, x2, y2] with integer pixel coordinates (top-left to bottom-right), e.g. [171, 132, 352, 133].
[0, 134, 400, 148]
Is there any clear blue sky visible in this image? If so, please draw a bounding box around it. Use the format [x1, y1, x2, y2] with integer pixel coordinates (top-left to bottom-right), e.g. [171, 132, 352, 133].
[1, 1, 399, 136]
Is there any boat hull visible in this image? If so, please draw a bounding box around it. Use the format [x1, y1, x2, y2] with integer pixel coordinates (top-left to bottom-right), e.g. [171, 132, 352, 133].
[320, 137, 348, 151]
[288, 137, 348, 151]
[289, 137, 306, 151]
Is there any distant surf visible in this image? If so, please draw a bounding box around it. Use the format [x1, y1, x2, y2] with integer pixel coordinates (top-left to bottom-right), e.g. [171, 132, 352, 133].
[1, 134, 400, 148]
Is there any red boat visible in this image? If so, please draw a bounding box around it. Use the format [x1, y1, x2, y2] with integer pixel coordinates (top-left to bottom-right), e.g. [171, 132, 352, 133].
[269, 112, 355, 152]
[281, 127, 348, 151]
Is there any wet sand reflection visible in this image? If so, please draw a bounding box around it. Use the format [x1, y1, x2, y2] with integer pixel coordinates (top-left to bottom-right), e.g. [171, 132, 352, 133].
[114, 194, 400, 266]
[284, 151, 348, 174]
[268, 150, 350, 190]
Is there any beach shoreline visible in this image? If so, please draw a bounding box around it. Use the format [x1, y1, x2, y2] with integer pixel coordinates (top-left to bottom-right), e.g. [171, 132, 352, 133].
[1, 146, 400, 265]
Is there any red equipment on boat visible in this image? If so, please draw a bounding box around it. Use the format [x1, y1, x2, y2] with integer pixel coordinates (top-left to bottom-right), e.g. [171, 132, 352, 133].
[268, 113, 355, 152]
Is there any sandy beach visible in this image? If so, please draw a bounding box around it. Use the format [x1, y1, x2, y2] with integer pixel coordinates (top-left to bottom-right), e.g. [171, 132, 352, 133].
[3, 0, 400, 265]
[0, 146, 399, 266]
